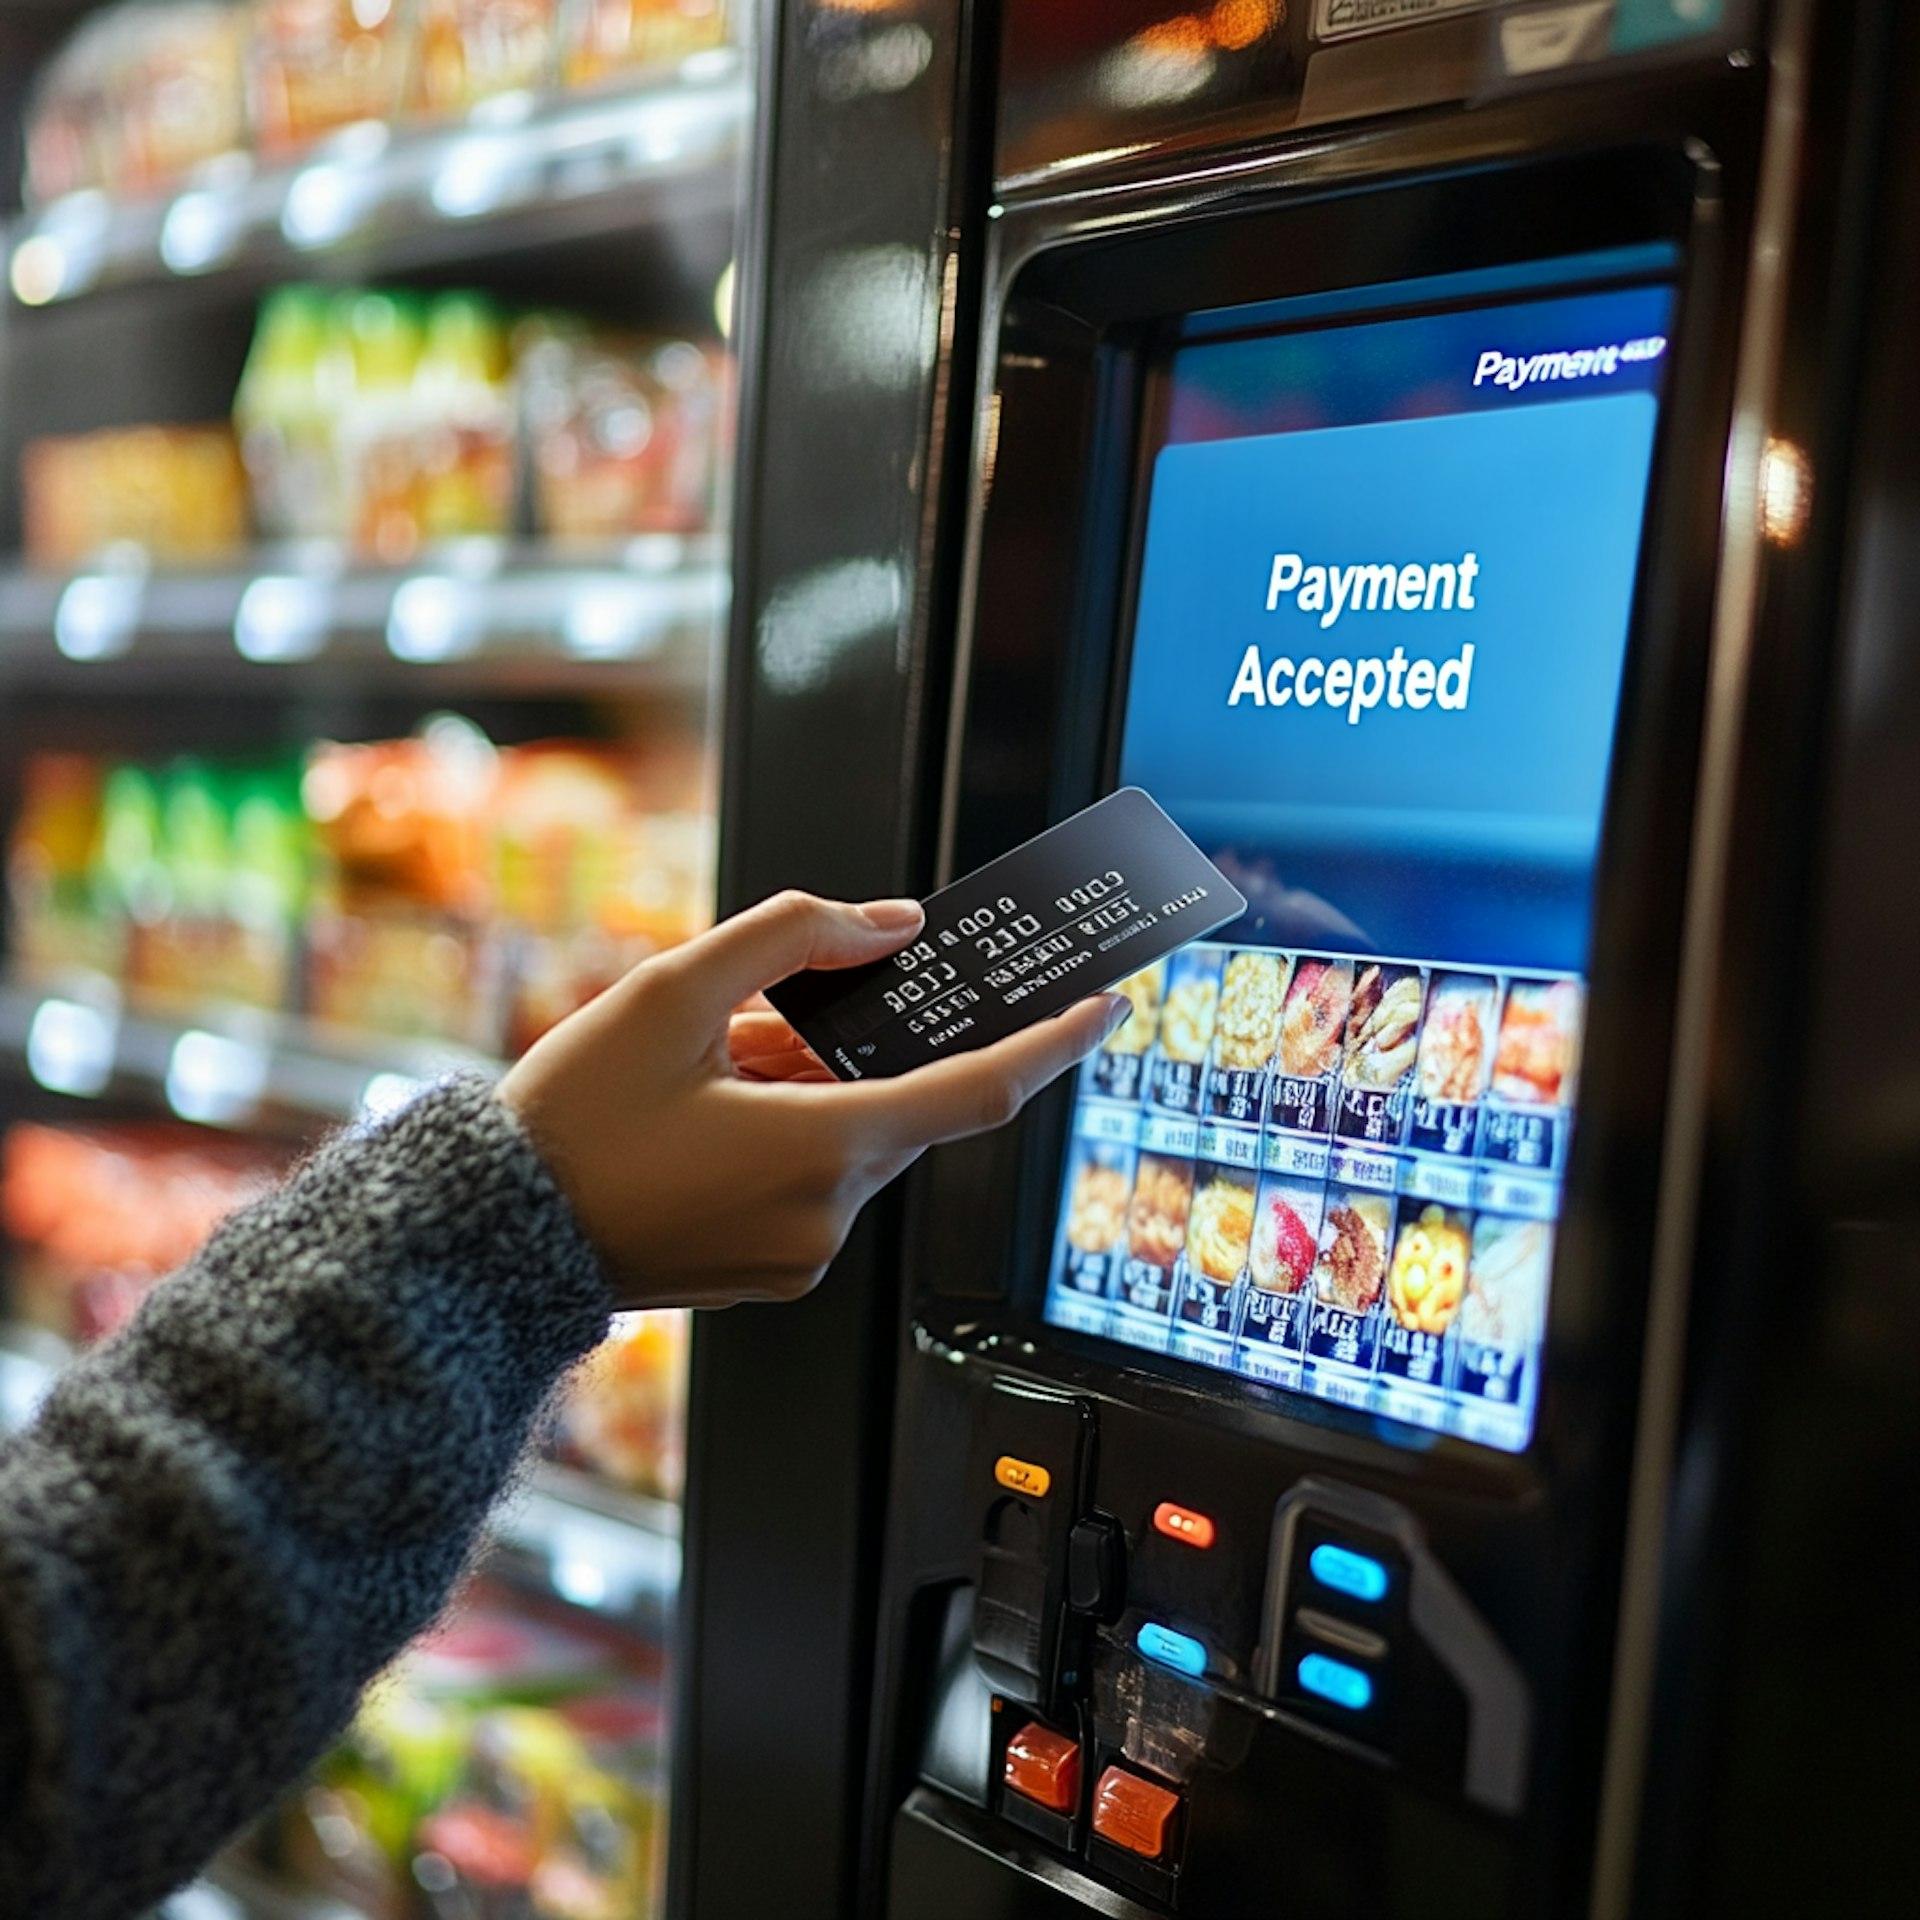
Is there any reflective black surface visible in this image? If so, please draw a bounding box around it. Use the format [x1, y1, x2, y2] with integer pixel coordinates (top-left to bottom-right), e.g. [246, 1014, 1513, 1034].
[996, 0, 1759, 194]
[673, 1, 988, 1915]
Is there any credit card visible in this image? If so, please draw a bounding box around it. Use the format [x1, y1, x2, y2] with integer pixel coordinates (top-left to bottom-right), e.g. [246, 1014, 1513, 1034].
[766, 787, 1247, 1080]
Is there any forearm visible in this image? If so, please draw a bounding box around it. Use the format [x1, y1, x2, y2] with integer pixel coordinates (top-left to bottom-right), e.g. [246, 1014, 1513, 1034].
[0, 1075, 610, 1920]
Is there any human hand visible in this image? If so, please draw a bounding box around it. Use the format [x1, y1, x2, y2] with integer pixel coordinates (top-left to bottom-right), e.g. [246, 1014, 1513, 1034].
[498, 890, 1128, 1309]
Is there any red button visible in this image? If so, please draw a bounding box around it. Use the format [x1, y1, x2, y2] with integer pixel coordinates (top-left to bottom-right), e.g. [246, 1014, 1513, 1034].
[1004, 1721, 1080, 1813]
[1091, 1765, 1180, 1859]
[1152, 1502, 1216, 1550]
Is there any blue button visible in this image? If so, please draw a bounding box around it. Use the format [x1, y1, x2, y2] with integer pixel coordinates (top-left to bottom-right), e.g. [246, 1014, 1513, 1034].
[1297, 1652, 1374, 1712]
[1309, 1543, 1390, 1604]
[1136, 1622, 1207, 1677]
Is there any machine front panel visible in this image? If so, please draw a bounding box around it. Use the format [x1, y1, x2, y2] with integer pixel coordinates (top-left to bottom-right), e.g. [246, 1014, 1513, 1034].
[877, 106, 1763, 1920]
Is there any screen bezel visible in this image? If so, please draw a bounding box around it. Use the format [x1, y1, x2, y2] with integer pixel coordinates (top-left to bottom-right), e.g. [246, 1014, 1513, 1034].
[908, 141, 1738, 1508]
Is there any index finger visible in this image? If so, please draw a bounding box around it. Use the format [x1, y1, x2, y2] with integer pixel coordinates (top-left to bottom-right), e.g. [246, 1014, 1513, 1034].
[844, 993, 1129, 1150]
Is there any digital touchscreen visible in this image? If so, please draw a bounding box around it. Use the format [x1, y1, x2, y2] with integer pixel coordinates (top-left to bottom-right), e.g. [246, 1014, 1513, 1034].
[1040, 271, 1676, 1453]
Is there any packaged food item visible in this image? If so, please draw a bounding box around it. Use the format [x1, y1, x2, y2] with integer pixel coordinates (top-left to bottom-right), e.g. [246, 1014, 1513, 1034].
[235, 285, 352, 543]
[1084, 959, 1161, 1105]
[559, 0, 728, 88]
[22, 1, 250, 205]
[538, 1685, 665, 1916]
[22, 13, 119, 203]
[1102, 964, 1163, 1057]
[1415, 971, 1496, 1105]
[337, 290, 431, 562]
[411, 292, 517, 543]
[237, 286, 520, 554]
[6, 756, 110, 980]
[492, 741, 712, 1053]
[1238, 1175, 1323, 1377]
[222, 762, 312, 1006]
[556, 1309, 689, 1499]
[5, 726, 712, 1055]
[522, 324, 728, 541]
[2, 1122, 283, 1342]
[249, 0, 417, 158]
[88, 761, 166, 977]
[103, 758, 307, 1013]
[415, 0, 559, 113]
[303, 727, 500, 1046]
[117, 1, 252, 194]
[274, 1589, 665, 1918]
[22, 426, 249, 567]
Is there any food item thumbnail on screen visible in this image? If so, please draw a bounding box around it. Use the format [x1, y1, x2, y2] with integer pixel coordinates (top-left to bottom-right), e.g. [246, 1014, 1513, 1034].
[1045, 946, 1578, 1451]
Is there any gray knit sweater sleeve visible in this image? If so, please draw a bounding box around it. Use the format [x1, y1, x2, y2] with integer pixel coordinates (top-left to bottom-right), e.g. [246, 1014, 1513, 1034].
[0, 1075, 612, 1920]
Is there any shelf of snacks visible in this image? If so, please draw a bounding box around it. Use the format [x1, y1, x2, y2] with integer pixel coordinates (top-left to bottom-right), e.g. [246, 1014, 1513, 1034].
[5, 0, 745, 308]
[4, 279, 735, 690]
[5, 719, 714, 1086]
[226, 1576, 671, 1917]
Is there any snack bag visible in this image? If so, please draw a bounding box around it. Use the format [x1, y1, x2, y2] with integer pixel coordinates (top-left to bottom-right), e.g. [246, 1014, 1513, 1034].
[250, 0, 416, 157]
[560, 0, 728, 88]
[415, 0, 559, 113]
[557, 1309, 689, 1499]
[7, 755, 110, 979]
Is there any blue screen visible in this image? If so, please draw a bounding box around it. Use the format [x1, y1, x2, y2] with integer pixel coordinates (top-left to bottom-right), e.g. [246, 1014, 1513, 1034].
[1042, 274, 1675, 1453]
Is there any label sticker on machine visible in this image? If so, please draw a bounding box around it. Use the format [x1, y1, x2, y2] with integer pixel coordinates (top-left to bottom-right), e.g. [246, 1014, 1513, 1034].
[1313, 0, 1490, 42]
[766, 788, 1246, 1080]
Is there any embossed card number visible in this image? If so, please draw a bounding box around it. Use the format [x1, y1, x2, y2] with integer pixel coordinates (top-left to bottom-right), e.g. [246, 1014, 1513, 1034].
[766, 788, 1247, 1081]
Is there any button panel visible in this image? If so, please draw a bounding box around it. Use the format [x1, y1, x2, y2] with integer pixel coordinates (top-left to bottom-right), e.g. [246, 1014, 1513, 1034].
[1090, 1766, 1181, 1861]
[995, 1455, 1052, 1498]
[1309, 1541, 1390, 1602]
[1003, 1720, 1080, 1813]
[1297, 1650, 1375, 1712]
[1151, 1500, 1216, 1549]
[970, 1387, 1094, 1711]
[1261, 1498, 1412, 1749]
[1135, 1621, 1207, 1677]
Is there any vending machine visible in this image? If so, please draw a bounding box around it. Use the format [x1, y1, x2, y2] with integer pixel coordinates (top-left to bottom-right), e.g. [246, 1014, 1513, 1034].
[708, 0, 1917, 1916]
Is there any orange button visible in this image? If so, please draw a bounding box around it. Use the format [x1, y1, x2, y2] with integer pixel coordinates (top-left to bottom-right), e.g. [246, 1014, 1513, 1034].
[1152, 1502, 1216, 1549]
[994, 1455, 1051, 1498]
[1003, 1721, 1080, 1813]
[1092, 1766, 1181, 1860]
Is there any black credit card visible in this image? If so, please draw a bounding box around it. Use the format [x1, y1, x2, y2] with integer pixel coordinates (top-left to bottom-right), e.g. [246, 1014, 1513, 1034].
[766, 787, 1247, 1080]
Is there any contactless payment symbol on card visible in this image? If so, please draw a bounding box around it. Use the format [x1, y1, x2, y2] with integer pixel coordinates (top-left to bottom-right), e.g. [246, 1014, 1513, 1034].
[766, 788, 1248, 1080]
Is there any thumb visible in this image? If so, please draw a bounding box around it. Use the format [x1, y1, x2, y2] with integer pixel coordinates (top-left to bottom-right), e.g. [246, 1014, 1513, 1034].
[660, 889, 925, 1028]
[847, 992, 1130, 1151]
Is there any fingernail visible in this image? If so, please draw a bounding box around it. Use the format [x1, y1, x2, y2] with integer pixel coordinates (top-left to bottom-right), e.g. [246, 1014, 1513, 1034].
[1098, 992, 1132, 1034]
[859, 898, 924, 932]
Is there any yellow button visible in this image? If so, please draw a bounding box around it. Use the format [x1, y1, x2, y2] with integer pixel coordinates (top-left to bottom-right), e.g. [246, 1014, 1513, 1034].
[994, 1455, 1051, 1498]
